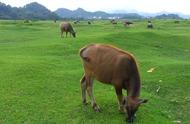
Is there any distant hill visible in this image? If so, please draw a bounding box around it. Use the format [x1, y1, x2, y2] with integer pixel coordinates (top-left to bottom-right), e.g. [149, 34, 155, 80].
[0, 2, 59, 20]
[154, 14, 182, 19]
[0, 2, 188, 20]
[55, 8, 110, 19]
[55, 8, 74, 18]
[54, 8, 143, 19]
[0, 2, 17, 19]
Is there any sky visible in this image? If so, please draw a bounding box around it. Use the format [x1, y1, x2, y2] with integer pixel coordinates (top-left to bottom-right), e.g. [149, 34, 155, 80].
[1, 0, 190, 15]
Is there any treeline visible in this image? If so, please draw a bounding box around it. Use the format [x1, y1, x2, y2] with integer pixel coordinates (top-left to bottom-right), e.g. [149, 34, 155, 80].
[54, 8, 144, 19]
[0, 2, 184, 20]
[0, 2, 59, 20]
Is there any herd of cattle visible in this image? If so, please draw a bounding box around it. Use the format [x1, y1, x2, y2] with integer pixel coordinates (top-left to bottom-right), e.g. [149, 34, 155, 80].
[59, 20, 154, 38]
[58, 19, 184, 123]
[15, 18, 184, 123]
[58, 20, 151, 123]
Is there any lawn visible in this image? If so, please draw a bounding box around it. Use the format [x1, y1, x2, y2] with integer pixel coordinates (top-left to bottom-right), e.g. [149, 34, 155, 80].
[0, 19, 190, 124]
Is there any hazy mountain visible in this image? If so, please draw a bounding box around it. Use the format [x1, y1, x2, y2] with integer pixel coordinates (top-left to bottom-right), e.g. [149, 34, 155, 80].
[111, 9, 190, 19]
[55, 7, 189, 19]
[22, 2, 59, 20]
[0, 2, 59, 20]
[155, 14, 182, 19]
[55, 8, 73, 18]
[55, 8, 110, 19]
[54, 8, 143, 19]
[1, 1, 189, 20]
[140, 11, 186, 19]
[93, 11, 109, 17]
[0, 2, 18, 19]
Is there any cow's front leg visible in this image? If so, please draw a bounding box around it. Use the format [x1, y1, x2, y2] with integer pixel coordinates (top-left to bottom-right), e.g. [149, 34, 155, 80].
[114, 84, 125, 113]
[66, 32, 68, 37]
[86, 76, 101, 112]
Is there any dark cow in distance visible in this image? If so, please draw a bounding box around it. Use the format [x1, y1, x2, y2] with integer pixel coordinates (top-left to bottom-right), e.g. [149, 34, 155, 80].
[88, 21, 91, 25]
[147, 21, 153, 29]
[74, 20, 80, 24]
[124, 21, 133, 27]
[111, 19, 117, 24]
[60, 22, 76, 38]
[112, 22, 117, 24]
[79, 44, 148, 123]
[174, 20, 180, 24]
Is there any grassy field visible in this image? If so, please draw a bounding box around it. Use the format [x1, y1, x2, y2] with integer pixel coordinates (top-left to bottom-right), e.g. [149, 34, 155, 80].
[0, 19, 190, 124]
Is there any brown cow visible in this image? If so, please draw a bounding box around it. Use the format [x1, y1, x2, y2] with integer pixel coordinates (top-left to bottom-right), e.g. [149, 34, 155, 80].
[111, 19, 117, 25]
[79, 44, 148, 123]
[124, 21, 133, 27]
[60, 22, 76, 38]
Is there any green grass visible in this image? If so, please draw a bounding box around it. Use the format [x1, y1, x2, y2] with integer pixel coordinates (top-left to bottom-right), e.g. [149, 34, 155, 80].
[0, 19, 190, 124]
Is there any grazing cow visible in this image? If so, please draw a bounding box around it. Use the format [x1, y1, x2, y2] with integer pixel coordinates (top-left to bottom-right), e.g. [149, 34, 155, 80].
[88, 21, 91, 25]
[60, 22, 76, 38]
[147, 21, 153, 29]
[79, 44, 148, 123]
[24, 20, 30, 23]
[110, 19, 115, 23]
[174, 20, 180, 24]
[124, 21, 133, 27]
[112, 22, 117, 24]
[111, 19, 117, 24]
[74, 20, 80, 24]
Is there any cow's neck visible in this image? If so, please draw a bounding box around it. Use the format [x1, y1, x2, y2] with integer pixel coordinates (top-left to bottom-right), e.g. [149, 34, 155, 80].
[70, 28, 74, 33]
[127, 75, 141, 98]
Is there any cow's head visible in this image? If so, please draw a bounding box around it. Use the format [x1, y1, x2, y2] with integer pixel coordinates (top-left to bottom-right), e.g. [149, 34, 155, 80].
[72, 32, 76, 38]
[122, 97, 148, 123]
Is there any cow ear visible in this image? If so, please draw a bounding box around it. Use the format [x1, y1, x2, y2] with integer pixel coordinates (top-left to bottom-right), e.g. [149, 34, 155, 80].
[138, 99, 148, 105]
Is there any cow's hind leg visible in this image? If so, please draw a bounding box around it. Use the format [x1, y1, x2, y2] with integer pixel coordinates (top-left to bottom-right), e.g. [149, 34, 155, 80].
[86, 76, 101, 112]
[80, 75, 87, 105]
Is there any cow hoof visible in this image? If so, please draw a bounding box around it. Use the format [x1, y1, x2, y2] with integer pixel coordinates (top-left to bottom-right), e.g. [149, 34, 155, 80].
[119, 110, 125, 114]
[82, 101, 88, 106]
[82, 99, 88, 105]
[83, 102, 88, 106]
[93, 105, 101, 112]
[119, 107, 125, 114]
[127, 117, 135, 124]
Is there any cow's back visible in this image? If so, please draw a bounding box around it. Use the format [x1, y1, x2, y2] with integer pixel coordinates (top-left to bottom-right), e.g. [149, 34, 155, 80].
[80, 44, 136, 83]
[60, 22, 71, 31]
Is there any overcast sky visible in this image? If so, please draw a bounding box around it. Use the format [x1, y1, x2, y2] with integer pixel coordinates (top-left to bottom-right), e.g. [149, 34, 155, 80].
[1, 0, 190, 14]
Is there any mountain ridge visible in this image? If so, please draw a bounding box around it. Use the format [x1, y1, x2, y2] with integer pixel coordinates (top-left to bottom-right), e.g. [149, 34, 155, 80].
[0, 2, 59, 20]
[0, 2, 189, 20]
[54, 7, 143, 19]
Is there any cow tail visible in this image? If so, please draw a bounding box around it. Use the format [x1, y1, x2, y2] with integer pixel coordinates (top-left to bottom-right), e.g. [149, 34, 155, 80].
[79, 47, 90, 62]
